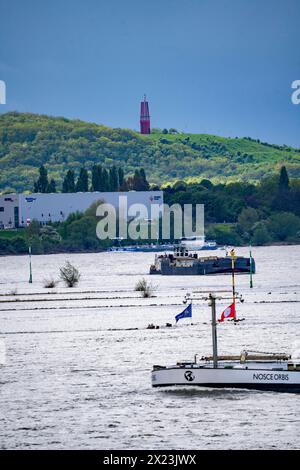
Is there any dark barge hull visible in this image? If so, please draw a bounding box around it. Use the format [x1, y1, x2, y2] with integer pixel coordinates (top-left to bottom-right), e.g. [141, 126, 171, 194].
[150, 257, 255, 275]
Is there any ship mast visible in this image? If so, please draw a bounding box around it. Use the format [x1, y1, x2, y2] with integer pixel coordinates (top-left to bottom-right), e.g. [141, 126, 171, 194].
[209, 293, 218, 368]
[230, 249, 236, 320]
[184, 290, 244, 368]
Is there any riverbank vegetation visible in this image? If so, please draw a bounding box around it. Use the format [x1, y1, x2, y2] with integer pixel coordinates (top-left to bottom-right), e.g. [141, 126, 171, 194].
[164, 166, 300, 245]
[0, 167, 300, 255]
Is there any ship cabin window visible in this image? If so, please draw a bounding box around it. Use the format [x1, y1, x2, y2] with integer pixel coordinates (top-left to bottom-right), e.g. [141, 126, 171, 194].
[288, 363, 300, 370]
[0, 207, 4, 212]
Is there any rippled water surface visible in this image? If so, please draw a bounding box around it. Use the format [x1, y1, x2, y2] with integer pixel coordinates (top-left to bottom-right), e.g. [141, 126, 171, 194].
[0, 246, 300, 449]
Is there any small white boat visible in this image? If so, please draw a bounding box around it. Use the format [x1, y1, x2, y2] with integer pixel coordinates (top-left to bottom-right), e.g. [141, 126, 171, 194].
[152, 294, 300, 393]
[179, 236, 218, 251]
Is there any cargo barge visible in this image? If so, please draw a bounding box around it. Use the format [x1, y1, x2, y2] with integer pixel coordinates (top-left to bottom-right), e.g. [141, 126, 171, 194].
[149, 246, 255, 275]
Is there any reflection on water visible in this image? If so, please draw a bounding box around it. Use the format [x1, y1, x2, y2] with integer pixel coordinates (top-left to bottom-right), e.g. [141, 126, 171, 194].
[160, 387, 255, 398]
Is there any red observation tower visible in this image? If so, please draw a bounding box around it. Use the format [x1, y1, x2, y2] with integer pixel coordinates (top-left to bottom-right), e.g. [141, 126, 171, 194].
[140, 95, 151, 134]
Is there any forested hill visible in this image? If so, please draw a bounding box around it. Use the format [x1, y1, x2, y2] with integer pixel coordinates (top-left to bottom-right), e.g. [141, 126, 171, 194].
[1, 111, 300, 193]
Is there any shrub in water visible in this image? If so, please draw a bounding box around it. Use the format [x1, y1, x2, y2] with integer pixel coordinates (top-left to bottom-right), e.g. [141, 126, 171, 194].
[43, 277, 58, 288]
[135, 278, 155, 298]
[59, 261, 81, 287]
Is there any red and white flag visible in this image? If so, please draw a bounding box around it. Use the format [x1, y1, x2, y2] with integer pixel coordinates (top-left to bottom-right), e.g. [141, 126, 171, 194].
[219, 303, 235, 322]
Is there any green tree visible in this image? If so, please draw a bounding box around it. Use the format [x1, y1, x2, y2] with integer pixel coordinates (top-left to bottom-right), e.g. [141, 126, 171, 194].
[91, 164, 101, 191]
[118, 167, 124, 189]
[206, 225, 242, 245]
[173, 180, 187, 192]
[267, 212, 300, 241]
[75, 168, 89, 192]
[128, 169, 150, 191]
[62, 170, 75, 193]
[237, 207, 259, 234]
[48, 178, 57, 193]
[109, 166, 119, 191]
[0, 238, 11, 254]
[279, 165, 290, 191]
[101, 168, 110, 191]
[10, 236, 28, 253]
[252, 223, 272, 246]
[33, 165, 49, 193]
[258, 176, 279, 210]
[134, 170, 143, 190]
[119, 176, 129, 191]
[140, 168, 150, 190]
[272, 166, 291, 212]
[199, 179, 213, 189]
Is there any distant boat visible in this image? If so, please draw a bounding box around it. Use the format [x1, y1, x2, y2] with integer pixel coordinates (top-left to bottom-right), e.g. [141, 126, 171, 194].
[108, 244, 174, 253]
[152, 293, 300, 393]
[108, 246, 137, 252]
[179, 236, 218, 251]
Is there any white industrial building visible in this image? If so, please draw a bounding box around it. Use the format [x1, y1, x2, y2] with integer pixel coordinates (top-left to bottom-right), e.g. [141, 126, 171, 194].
[0, 191, 163, 229]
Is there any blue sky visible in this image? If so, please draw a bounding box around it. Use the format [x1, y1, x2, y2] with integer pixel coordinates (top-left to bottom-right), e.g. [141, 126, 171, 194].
[0, 0, 299, 146]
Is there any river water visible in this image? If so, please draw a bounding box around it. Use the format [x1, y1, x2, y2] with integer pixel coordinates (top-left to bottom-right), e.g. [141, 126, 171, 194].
[0, 246, 299, 449]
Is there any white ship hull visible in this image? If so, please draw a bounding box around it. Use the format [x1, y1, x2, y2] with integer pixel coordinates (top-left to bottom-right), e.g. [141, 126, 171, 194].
[152, 294, 300, 393]
[152, 365, 300, 392]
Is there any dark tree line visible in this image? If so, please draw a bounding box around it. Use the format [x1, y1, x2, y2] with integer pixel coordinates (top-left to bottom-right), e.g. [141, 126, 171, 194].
[164, 166, 300, 245]
[33, 165, 57, 193]
[33, 165, 150, 193]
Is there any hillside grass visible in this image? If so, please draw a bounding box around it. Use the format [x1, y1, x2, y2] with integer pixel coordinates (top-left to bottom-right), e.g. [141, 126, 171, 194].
[1, 112, 300, 192]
